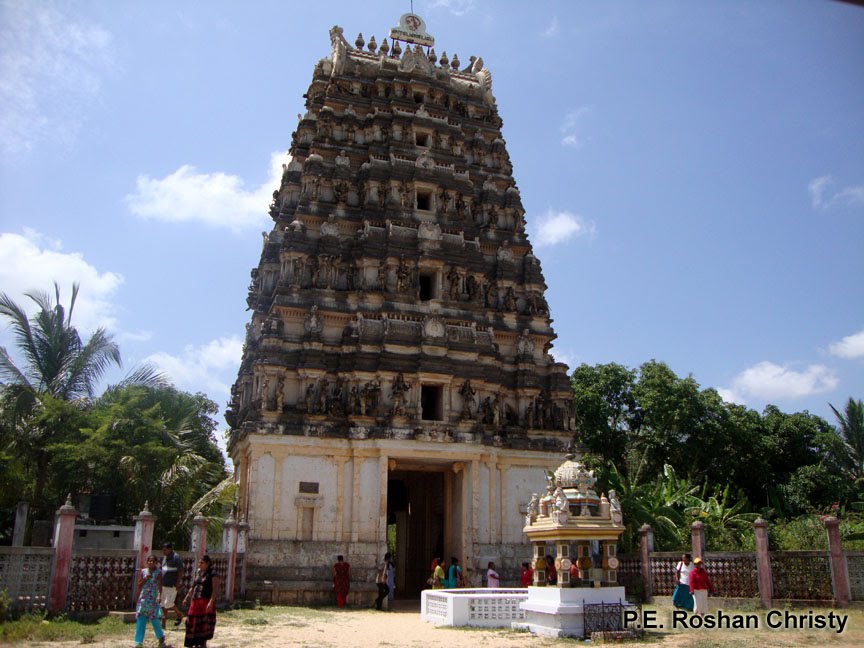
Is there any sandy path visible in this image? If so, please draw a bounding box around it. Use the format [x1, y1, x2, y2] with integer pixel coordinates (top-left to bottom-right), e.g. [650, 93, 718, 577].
[19, 603, 864, 647]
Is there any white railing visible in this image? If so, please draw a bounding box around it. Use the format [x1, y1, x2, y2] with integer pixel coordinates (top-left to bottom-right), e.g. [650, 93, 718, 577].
[421, 588, 528, 628]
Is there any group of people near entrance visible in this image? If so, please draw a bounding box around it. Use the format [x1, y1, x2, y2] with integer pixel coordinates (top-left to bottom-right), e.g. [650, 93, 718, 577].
[672, 553, 714, 616]
[133, 542, 220, 648]
[332, 553, 396, 610]
[428, 557, 468, 588]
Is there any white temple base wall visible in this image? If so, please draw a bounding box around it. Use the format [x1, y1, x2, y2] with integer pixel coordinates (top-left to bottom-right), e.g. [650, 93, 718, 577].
[513, 586, 627, 638]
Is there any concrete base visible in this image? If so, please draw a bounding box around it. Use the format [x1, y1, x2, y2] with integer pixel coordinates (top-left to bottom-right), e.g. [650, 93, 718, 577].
[512, 585, 627, 638]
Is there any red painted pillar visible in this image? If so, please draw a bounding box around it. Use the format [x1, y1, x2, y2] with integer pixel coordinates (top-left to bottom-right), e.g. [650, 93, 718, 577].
[223, 516, 239, 603]
[824, 516, 850, 607]
[191, 514, 208, 562]
[752, 517, 773, 608]
[639, 524, 653, 599]
[690, 521, 705, 560]
[133, 502, 156, 568]
[48, 495, 77, 613]
[132, 502, 157, 605]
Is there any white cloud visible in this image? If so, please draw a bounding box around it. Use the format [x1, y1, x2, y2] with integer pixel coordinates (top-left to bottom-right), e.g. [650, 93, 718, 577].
[0, 230, 123, 332]
[125, 152, 284, 232]
[560, 106, 591, 148]
[723, 361, 838, 402]
[561, 134, 580, 148]
[0, 0, 114, 158]
[541, 17, 560, 39]
[809, 175, 864, 211]
[828, 328, 864, 359]
[146, 336, 243, 400]
[549, 346, 577, 369]
[428, 0, 476, 16]
[531, 209, 595, 247]
[117, 329, 154, 344]
[715, 387, 745, 406]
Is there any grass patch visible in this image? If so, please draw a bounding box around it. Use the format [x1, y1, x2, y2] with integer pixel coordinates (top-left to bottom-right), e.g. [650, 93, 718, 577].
[0, 613, 127, 644]
[220, 605, 332, 628]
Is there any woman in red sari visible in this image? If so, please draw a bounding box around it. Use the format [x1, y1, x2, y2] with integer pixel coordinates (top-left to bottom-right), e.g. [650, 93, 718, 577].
[332, 555, 351, 608]
[182, 555, 219, 648]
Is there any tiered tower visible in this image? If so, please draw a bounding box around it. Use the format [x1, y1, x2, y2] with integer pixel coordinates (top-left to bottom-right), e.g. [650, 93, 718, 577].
[227, 14, 576, 604]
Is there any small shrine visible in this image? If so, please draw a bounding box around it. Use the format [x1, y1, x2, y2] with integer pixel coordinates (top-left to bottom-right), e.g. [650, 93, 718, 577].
[516, 454, 628, 638]
[524, 454, 625, 586]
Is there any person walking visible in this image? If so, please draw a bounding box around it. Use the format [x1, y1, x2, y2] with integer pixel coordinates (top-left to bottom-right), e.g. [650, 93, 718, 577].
[431, 557, 445, 589]
[332, 555, 351, 608]
[672, 553, 694, 612]
[486, 561, 500, 588]
[445, 557, 463, 588]
[520, 562, 533, 587]
[688, 557, 713, 616]
[134, 555, 167, 648]
[375, 553, 391, 610]
[161, 542, 185, 629]
[182, 555, 219, 648]
[386, 553, 395, 605]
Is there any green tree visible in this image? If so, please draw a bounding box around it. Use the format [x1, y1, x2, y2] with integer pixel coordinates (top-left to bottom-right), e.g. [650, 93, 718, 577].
[0, 284, 124, 517]
[52, 384, 229, 545]
[685, 484, 758, 550]
[0, 284, 173, 534]
[591, 452, 696, 551]
[571, 363, 639, 469]
[830, 397, 864, 484]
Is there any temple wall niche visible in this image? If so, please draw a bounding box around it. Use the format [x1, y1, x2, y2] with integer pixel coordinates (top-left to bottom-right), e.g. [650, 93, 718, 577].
[277, 456, 337, 539]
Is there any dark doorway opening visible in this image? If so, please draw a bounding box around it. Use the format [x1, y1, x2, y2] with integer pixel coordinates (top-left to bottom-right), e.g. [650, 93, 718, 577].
[387, 471, 445, 597]
[418, 273, 434, 301]
[421, 385, 443, 420]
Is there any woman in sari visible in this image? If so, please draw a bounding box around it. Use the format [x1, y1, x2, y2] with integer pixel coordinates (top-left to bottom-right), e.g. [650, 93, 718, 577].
[333, 555, 351, 608]
[183, 554, 220, 648]
[445, 557, 463, 588]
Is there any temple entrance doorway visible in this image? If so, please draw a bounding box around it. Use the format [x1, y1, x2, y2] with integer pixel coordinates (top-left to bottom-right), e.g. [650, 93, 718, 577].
[387, 466, 458, 597]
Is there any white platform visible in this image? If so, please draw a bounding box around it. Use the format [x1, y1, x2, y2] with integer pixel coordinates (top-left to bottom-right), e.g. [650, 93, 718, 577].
[420, 588, 528, 628]
[513, 586, 627, 638]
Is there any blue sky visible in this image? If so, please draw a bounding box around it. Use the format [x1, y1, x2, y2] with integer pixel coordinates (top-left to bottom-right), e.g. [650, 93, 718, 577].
[1, 0, 862, 442]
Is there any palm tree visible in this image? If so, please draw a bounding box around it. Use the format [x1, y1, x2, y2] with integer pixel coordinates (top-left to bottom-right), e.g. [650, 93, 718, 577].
[595, 452, 697, 551]
[685, 484, 758, 550]
[830, 397, 864, 484]
[0, 283, 161, 515]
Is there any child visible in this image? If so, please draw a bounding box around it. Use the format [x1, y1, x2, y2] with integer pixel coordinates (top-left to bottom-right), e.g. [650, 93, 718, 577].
[134, 555, 167, 648]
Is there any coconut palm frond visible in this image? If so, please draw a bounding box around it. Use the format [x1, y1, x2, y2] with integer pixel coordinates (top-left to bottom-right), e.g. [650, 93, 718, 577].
[159, 452, 208, 489]
[0, 294, 39, 381]
[118, 365, 172, 391]
[172, 476, 238, 533]
[61, 328, 122, 401]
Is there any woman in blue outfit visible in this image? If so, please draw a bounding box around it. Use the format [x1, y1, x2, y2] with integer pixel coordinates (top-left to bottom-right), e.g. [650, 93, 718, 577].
[134, 555, 167, 648]
[444, 557, 463, 588]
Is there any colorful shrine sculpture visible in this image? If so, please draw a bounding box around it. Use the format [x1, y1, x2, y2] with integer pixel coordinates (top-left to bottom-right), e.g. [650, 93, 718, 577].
[516, 454, 628, 638]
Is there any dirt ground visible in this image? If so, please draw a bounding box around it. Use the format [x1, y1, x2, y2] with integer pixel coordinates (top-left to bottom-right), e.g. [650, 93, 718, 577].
[19, 601, 864, 648]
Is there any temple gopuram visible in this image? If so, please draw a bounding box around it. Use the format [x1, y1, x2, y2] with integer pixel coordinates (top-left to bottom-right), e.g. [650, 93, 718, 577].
[226, 14, 576, 604]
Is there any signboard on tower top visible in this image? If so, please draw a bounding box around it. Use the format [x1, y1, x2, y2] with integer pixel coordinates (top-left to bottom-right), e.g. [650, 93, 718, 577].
[389, 13, 435, 47]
